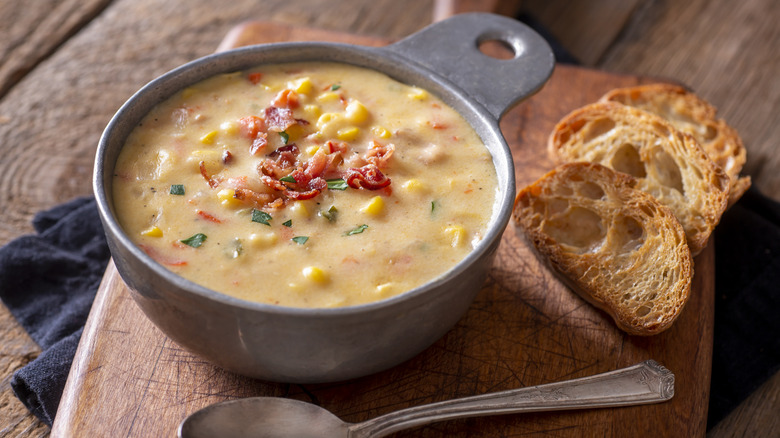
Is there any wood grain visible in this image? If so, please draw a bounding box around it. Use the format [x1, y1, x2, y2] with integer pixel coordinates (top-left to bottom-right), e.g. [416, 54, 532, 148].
[52, 22, 714, 437]
[0, 0, 112, 100]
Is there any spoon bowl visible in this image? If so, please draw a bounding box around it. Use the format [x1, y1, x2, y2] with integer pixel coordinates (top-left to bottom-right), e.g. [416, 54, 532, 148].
[178, 360, 674, 438]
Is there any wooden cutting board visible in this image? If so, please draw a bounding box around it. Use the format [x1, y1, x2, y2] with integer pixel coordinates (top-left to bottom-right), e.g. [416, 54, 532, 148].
[53, 21, 714, 437]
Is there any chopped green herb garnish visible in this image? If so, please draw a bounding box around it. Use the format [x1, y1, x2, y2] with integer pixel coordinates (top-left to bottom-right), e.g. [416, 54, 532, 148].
[321, 205, 338, 222]
[170, 184, 185, 195]
[251, 209, 272, 226]
[331, 84, 341, 91]
[292, 236, 309, 245]
[280, 175, 296, 183]
[345, 224, 369, 236]
[279, 131, 290, 144]
[326, 178, 348, 190]
[431, 200, 437, 213]
[181, 233, 207, 248]
[227, 238, 243, 259]
[282, 219, 292, 227]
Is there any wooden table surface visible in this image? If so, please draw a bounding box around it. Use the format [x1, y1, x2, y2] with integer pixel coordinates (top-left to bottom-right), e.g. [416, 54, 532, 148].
[1, 0, 777, 436]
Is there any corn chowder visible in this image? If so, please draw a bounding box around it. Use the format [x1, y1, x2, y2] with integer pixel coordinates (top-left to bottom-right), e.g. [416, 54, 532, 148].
[113, 62, 498, 308]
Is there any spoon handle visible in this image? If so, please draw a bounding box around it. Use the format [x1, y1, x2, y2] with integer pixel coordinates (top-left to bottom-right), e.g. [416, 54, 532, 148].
[348, 360, 674, 438]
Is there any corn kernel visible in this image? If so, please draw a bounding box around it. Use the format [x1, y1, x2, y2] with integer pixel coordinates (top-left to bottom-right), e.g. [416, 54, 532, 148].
[217, 188, 243, 208]
[141, 226, 163, 237]
[408, 87, 428, 100]
[248, 232, 278, 247]
[200, 130, 218, 144]
[371, 126, 391, 139]
[302, 266, 329, 283]
[285, 123, 304, 142]
[375, 282, 395, 296]
[289, 201, 310, 218]
[181, 88, 198, 99]
[337, 127, 360, 141]
[443, 225, 467, 247]
[290, 77, 313, 95]
[316, 112, 340, 129]
[361, 196, 385, 215]
[402, 179, 426, 193]
[317, 91, 340, 103]
[304, 104, 322, 118]
[220, 121, 239, 136]
[306, 145, 320, 156]
[345, 100, 369, 124]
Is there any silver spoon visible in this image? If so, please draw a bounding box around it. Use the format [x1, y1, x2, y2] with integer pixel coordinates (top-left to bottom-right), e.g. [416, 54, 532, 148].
[178, 360, 674, 438]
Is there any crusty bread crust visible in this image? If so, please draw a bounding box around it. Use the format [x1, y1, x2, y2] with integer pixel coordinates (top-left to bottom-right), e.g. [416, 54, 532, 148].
[548, 102, 730, 255]
[513, 162, 692, 336]
[601, 84, 749, 205]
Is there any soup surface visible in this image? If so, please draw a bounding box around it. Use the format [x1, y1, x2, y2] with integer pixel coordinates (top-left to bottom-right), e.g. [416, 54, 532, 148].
[113, 62, 498, 308]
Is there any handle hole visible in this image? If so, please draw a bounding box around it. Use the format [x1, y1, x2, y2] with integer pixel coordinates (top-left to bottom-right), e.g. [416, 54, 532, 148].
[478, 39, 516, 60]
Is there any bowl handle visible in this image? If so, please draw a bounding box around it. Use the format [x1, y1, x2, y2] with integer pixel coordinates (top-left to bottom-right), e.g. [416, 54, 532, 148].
[383, 13, 554, 121]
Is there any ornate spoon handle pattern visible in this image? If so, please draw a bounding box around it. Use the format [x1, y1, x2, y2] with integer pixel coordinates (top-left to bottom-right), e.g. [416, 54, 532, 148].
[350, 360, 674, 437]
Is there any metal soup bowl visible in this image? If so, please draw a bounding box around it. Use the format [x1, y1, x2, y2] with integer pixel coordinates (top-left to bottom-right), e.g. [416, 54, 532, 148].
[93, 13, 553, 383]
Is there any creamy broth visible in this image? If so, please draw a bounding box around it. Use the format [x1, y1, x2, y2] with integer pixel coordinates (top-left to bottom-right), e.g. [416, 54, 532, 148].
[113, 62, 498, 308]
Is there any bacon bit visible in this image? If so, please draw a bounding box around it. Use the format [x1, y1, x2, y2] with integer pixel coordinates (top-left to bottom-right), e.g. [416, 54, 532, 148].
[260, 175, 287, 191]
[431, 103, 441, 109]
[365, 141, 395, 168]
[324, 140, 349, 154]
[272, 89, 300, 109]
[266, 144, 300, 170]
[139, 244, 188, 266]
[264, 107, 296, 132]
[345, 164, 391, 190]
[248, 72, 263, 85]
[285, 177, 327, 200]
[303, 150, 328, 180]
[234, 188, 275, 208]
[238, 116, 266, 138]
[322, 152, 344, 179]
[266, 198, 286, 210]
[249, 132, 268, 155]
[197, 210, 222, 223]
[199, 161, 219, 188]
[222, 150, 234, 164]
[295, 118, 310, 126]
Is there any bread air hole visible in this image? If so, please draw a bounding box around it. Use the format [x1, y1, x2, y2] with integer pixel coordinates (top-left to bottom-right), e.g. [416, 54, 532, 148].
[647, 147, 684, 194]
[635, 304, 652, 317]
[611, 143, 646, 178]
[543, 206, 605, 251]
[582, 118, 616, 143]
[577, 181, 605, 200]
[612, 215, 645, 252]
[703, 123, 718, 141]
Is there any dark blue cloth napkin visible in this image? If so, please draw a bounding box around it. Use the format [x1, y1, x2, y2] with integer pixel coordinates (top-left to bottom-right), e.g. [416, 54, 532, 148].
[0, 197, 109, 426]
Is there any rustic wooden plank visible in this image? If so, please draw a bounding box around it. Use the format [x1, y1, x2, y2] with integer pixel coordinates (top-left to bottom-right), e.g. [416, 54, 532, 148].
[432, 0, 523, 21]
[521, 0, 642, 66]
[595, 0, 780, 201]
[708, 371, 780, 437]
[0, 0, 113, 100]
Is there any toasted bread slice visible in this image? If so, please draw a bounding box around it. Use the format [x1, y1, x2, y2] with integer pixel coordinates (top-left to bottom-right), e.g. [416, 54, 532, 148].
[548, 102, 730, 255]
[513, 162, 692, 336]
[601, 84, 750, 204]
